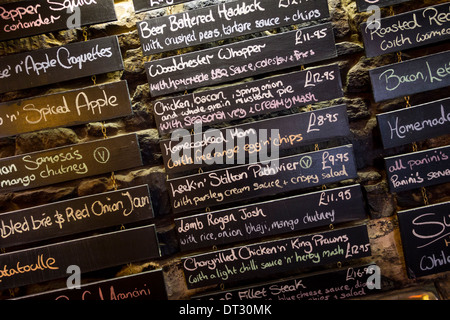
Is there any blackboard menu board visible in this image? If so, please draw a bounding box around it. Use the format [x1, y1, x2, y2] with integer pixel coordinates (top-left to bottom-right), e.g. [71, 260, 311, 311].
[0, 185, 154, 249]
[377, 97, 450, 149]
[15, 269, 167, 300]
[137, 0, 330, 55]
[385, 145, 450, 193]
[0, 225, 160, 290]
[168, 145, 358, 213]
[182, 224, 371, 289]
[369, 50, 450, 102]
[146, 22, 336, 97]
[155, 63, 343, 135]
[356, 0, 411, 12]
[0, 0, 117, 42]
[398, 201, 450, 278]
[175, 184, 366, 251]
[196, 263, 378, 300]
[361, 3, 450, 57]
[162, 104, 350, 174]
[0, 81, 132, 138]
[0, 36, 123, 94]
[133, 0, 190, 13]
[0, 133, 143, 194]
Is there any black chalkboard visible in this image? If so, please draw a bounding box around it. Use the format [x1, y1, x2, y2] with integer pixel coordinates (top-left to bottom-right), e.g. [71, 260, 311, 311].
[0, 81, 132, 138]
[161, 104, 350, 174]
[0, 0, 117, 42]
[369, 50, 450, 102]
[146, 22, 336, 97]
[196, 263, 378, 300]
[0, 36, 123, 94]
[182, 224, 371, 289]
[0, 185, 154, 249]
[175, 184, 366, 251]
[356, 0, 411, 12]
[385, 145, 450, 193]
[154, 64, 344, 135]
[14, 269, 167, 300]
[133, 0, 190, 13]
[168, 145, 358, 213]
[137, 0, 330, 55]
[361, 3, 450, 57]
[0, 133, 143, 194]
[398, 201, 450, 278]
[377, 97, 450, 149]
[0, 225, 160, 290]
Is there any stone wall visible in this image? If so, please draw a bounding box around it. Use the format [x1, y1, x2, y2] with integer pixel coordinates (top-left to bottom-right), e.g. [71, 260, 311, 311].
[0, 0, 449, 300]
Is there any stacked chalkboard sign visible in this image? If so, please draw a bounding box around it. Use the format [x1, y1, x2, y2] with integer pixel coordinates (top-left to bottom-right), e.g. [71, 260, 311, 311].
[360, 2, 450, 278]
[0, 0, 166, 300]
[137, 0, 378, 300]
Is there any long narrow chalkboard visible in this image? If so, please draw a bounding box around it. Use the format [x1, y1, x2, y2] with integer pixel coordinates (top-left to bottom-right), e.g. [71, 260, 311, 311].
[0, 185, 154, 249]
[133, 0, 190, 13]
[182, 224, 371, 289]
[154, 63, 344, 135]
[137, 0, 330, 55]
[161, 104, 350, 174]
[0, 133, 143, 194]
[0, 81, 132, 138]
[14, 269, 167, 300]
[196, 263, 379, 300]
[369, 50, 450, 102]
[175, 184, 367, 251]
[0, 0, 117, 42]
[398, 201, 450, 278]
[385, 145, 450, 193]
[146, 22, 336, 97]
[377, 97, 450, 149]
[168, 145, 358, 213]
[0, 225, 160, 290]
[0, 36, 123, 94]
[356, 0, 411, 12]
[361, 3, 450, 57]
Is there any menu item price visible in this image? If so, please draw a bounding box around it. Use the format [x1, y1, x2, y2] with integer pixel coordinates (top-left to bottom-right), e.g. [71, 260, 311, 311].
[398, 201, 450, 278]
[132, 0, 190, 13]
[175, 184, 366, 251]
[137, 0, 329, 55]
[181, 224, 371, 289]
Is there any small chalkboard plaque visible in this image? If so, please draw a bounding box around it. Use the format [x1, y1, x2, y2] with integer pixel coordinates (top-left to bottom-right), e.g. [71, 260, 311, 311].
[14, 269, 168, 300]
[361, 3, 450, 57]
[385, 145, 450, 193]
[146, 22, 336, 97]
[0, 81, 133, 138]
[137, 0, 330, 55]
[398, 201, 450, 278]
[0, 0, 117, 42]
[0, 185, 154, 249]
[356, 0, 412, 12]
[182, 224, 371, 289]
[161, 104, 350, 174]
[0, 133, 143, 194]
[154, 64, 344, 135]
[133, 0, 190, 13]
[175, 184, 366, 251]
[196, 264, 379, 300]
[377, 97, 450, 149]
[369, 50, 450, 102]
[0, 36, 123, 94]
[0, 225, 160, 290]
[168, 145, 358, 213]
